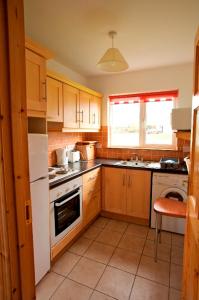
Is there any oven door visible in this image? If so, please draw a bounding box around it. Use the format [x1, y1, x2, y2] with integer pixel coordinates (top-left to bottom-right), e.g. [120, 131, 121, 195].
[50, 187, 82, 246]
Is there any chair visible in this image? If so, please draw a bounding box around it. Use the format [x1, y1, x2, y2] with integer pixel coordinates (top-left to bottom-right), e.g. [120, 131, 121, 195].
[153, 197, 186, 262]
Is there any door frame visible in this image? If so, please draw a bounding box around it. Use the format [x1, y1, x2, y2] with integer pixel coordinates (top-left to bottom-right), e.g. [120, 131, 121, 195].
[0, 0, 35, 299]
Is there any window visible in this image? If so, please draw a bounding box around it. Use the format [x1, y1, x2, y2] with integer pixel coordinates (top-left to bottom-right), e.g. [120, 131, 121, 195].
[109, 90, 178, 149]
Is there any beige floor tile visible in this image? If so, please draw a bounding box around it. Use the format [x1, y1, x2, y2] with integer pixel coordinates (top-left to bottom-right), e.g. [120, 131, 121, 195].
[52, 251, 80, 276]
[105, 219, 128, 233]
[172, 233, 184, 248]
[93, 217, 109, 229]
[96, 228, 122, 246]
[118, 233, 145, 254]
[130, 276, 169, 300]
[170, 264, 182, 290]
[143, 239, 171, 262]
[51, 278, 93, 300]
[147, 229, 172, 245]
[109, 248, 140, 274]
[96, 266, 134, 300]
[84, 241, 115, 264]
[68, 257, 105, 288]
[171, 246, 184, 265]
[68, 237, 93, 255]
[126, 224, 149, 238]
[83, 225, 102, 240]
[36, 271, 64, 300]
[137, 255, 170, 285]
[90, 291, 115, 300]
[169, 288, 181, 300]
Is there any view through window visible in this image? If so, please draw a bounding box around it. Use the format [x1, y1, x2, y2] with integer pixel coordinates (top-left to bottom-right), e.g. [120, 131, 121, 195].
[109, 90, 177, 149]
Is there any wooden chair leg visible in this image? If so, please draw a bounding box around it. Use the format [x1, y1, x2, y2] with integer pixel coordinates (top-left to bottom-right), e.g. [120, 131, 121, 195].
[155, 212, 159, 262]
[159, 215, 162, 244]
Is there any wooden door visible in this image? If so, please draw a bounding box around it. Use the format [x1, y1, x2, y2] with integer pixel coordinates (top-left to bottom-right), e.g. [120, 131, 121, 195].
[126, 170, 151, 220]
[102, 167, 126, 214]
[79, 91, 91, 129]
[26, 49, 46, 117]
[182, 27, 199, 300]
[90, 96, 101, 129]
[63, 84, 79, 129]
[47, 77, 63, 122]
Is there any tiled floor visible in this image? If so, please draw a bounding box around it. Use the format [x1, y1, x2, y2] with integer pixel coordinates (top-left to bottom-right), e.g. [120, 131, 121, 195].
[37, 217, 184, 300]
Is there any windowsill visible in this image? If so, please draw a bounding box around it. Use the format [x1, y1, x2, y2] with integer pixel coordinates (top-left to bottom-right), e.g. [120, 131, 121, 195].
[106, 146, 177, 151]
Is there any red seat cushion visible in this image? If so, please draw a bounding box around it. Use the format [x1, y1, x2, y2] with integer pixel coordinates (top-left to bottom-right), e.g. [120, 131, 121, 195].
[154, 197, 186, 218]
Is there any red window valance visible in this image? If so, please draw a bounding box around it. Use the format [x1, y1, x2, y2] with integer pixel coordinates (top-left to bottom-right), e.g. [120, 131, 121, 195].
[109, 90, 178, 104]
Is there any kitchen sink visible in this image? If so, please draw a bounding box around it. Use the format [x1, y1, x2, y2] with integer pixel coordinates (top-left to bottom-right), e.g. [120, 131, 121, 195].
[115, 160, 161, 169]
[115, 160, 149, 167]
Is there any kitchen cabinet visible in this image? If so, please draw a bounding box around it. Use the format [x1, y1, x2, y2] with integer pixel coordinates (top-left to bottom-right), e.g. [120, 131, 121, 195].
[47, 71, 102, 131]
[90, 96, 101, 129]
[102, 167, 151, 221]
[79, 91, 91, 129]
[83, 168, 101, 226]
[26, 49, 47, 117]
[102, 167, 126, 214]
[63, 84, 79, 129]
[126, 169, 151, 219]
[47, 77, 63, 122]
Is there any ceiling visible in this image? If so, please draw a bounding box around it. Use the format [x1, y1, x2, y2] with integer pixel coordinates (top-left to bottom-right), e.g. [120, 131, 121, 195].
[24, 0, 199, 77]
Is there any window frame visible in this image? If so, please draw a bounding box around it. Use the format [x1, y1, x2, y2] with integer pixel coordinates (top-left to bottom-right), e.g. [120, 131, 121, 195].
[108, 96, 177, 150]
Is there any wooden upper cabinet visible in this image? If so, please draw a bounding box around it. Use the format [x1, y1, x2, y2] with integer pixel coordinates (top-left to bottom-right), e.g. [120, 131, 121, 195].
[47, 77, 63, 122]
[126, 170, 151, 219]
[63, 84, 79, 129]
[90, 96, 101, 129]
[194, 28, 199, 96]
[102, 167, 126, 214]
[25, 49, 47, 117]
[79, 91, 91, 129]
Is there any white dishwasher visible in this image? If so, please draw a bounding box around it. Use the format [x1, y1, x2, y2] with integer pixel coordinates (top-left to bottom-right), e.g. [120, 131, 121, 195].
[151, 172, 188, 234]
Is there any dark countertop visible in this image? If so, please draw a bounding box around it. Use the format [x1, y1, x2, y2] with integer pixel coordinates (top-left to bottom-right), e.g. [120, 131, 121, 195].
[49, 158, 188, 189]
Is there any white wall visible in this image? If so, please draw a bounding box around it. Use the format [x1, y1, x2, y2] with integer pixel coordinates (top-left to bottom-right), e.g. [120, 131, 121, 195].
[47, 59, 87, 86]
[87, 63, 193, 125]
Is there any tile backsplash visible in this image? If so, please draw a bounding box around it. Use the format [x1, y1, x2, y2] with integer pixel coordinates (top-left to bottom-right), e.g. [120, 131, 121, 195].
[48, 125, 190, 166]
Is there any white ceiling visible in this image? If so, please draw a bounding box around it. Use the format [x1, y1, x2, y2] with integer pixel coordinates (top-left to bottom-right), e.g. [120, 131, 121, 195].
[24, 0, 199, 77]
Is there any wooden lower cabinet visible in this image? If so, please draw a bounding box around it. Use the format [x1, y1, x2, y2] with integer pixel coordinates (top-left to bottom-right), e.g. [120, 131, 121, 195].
[126, 169, 151, 219]
[83, 168, 101, 226]
[102, 167, 126, 214]
[102, 167, 151, 221]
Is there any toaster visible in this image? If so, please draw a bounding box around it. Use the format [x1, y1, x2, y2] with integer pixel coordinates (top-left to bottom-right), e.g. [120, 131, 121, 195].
[68, 150, 80, 163]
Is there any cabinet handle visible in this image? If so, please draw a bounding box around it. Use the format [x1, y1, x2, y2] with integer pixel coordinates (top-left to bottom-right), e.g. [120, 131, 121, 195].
[80, 110, 84, 123]
[42, 80, 47, 101]
[128, 175, 131, 187]
[123, 174, 125, 186]
[93, 113, 96, 124]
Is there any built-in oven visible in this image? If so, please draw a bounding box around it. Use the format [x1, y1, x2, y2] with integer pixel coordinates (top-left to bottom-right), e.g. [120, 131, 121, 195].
[50, 176, 82, 246]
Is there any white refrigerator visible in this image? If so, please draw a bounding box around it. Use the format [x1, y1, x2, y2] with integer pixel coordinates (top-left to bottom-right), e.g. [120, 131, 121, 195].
[28, 133, 50, 285]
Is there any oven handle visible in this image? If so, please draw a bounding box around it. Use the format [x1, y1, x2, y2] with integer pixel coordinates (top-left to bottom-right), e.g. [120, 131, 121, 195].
[54, 191, 80, 207]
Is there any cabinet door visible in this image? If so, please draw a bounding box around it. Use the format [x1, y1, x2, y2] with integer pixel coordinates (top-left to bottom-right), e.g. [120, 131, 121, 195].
[90, 96, 101, 129]
[47, 77, 63, 122]
[79, 91, 91, 129]
[102, 167, 126, 214]
[126, 170, 151, 219]
[63, 84, 79, 129]
[26, 49, 46, 117]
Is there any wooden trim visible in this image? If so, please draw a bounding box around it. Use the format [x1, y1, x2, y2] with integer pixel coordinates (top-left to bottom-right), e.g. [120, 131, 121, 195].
[100, 211, 149, 226]
[176, 131, 191, 141]
[6, 0, 35, 299]
[47, 70, 103, 98]
[25, 36, 53, 59]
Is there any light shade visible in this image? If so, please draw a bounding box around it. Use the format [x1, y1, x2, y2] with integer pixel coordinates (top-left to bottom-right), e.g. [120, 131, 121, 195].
[97, 47, 129, 72]
[97, 31, 129, 72]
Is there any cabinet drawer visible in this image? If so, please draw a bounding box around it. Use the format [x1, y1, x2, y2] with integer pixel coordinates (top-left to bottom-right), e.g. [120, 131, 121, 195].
[83, 168, 101, 193]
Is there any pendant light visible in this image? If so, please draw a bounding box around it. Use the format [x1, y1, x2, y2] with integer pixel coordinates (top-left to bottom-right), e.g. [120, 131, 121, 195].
[97, 31, 129, 72]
